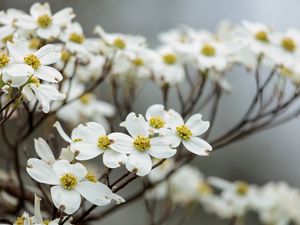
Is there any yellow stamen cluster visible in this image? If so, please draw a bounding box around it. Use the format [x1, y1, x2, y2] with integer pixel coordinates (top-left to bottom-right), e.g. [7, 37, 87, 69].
[43, 219, 51, 225]
[85, 172, 97, 183]
[29, 76, 40, 87]
[0, 54, 9, 68]
[176, 125, 192, 140]
[29, 38, 42, 49]
[133, 135, 151, 151]
[61, 50, 71, 62]
[255, 31, 269, 43]
[15, 217, 25, 225]
[133, 57, 144, 66]
[60, 173, 78, 190]
[201, 43, 216, 57]
[281, 37, 296, 52]
[37, 14, 52, 28]
[79, 94, 92, 105]
[235, 181, 249, 195]
[69, 32, 85, 44]
[149, 116, 165, 129]
[113, 38, 126, 49]
[197, 182, 213, 195]
[24, 54, 41, 69]
[162, 53, 177, 64]
[97, 135, 111, 149]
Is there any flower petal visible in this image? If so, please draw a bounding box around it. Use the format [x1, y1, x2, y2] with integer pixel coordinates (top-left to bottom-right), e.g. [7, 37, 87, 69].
[35, 65, 63, 82]
[148, 137, 176, 158]
[126, 151, 152, 176]
[186, 114, 210, 136]
[36, 44, 61, 65]
[53, 160, 87, 180]
[34, 138, 55, 164]
[71, 141, 102, 160]
[51, 186, 81, 214]
[103, 150, 127, 168]
[182, 137, 212, 156]
[109, 132, 134, 154]
[145, 104, 165, 121]
[26, 158, 58, 185]
[165, 109, 184, 130]
[124, 112, 149, 137]
[76, 181, 124, 205]
[7, 40, 28, 62]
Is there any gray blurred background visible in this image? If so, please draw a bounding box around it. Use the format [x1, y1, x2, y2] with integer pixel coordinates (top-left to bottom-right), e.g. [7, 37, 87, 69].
[1, 0, 300, 224]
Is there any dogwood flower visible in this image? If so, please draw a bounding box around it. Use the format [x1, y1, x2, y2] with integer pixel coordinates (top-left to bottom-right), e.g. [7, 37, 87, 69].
[15, 2, 75, 39]
[66, 122, 128, 168]
[162, 110, 212, 155]
[7, 40, 63, 83]
[112, 113, 176, 176]
[144, 104, 170, 134]
[26, 159, 124, 214]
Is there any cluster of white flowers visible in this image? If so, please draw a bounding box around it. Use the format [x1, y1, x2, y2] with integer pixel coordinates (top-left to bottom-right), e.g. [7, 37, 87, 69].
[148, 161, 300, 225]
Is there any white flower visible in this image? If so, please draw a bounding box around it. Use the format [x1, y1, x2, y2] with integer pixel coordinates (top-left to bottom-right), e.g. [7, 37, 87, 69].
[144, 104, 170, 134]
[94, 25, 146, 52]
[152, 46, 185, 86]
[68, 122, 128, 168]
[26, 159, 124, 214]
[162, 110, 212, 155]
[7, 40, 63, 83]
[22, 80, 65, 113]
[15, 2, 75, 39]
[112, 113, 176, 176]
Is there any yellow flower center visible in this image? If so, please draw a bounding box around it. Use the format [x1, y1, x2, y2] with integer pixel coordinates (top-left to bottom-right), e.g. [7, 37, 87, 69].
[281, 37, 296, 52]
[255, 31, 269, 43]
[61, 50, 71, 62]
[0, 54, 9, 68]
[60, 173, 78, 190]
[176, 125, 192, 140]
[197, 182, 213, 195]
[113, 38, 126, 49]
[43, 219, 51, 225]
[29, 38, 42, 49]
[235, 181, 249, 196]
[29, 76, 40, 87]
[24, 54, 41, 69]
[149, 116, 165, 129]
[97, 135, 111, 149]
[2, 34, 13, 43]
[79, 94, 92, 104]
[133, 135, 151, 151]
[15, 217, 25, 225]
[201, 43, 216, 57]
[69, 32, 85, 44]
[85, 172, 97, 183]
[37, 14, 52, 28]
[133, 57, 144, 66]
[162, 53, 177, 64]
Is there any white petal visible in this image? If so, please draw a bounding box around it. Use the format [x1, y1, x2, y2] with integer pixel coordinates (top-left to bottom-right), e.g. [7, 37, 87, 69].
[26, 158, 58, 185]
[109, 132, 134, 154]
[182, 137, 212, 156]
[51, 186, 81, 214]
[160, 128, 181, 148]
[0, 25, 15, 39]
[126, 151, 152, 176]
[2, 72, 28, 87]
[86, 122, 106, 136]
[7, 40, 28, 62]
[53, 121, 72, 143]
[147, 137, 176, 158]
[71, 141, 102, 160]
[53, 160, 87, 180]
[71, 124, 98, 143]
[103, 150, 127, 168]
[59, 147, 75, 162]
[36, 44, 61, 65]
[4, 63, 33, 77]
[37, 26, 60, 39]
[124, 112, 149, 137]
[76, 181, 124, 206]
[30, 2, 51, 18]
[52, 8, 75, 26]
[34, 138, 55, 164]
[35, 65, 63, 82]
[15, 14, 36, 30]
[186, 114, 210, 136]
[165, 109, 184, 130]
